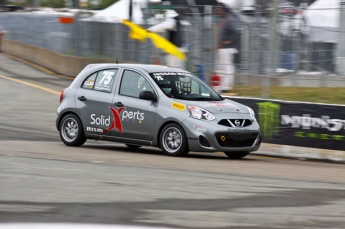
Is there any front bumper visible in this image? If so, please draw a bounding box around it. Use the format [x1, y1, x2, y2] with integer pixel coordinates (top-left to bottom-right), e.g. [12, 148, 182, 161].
[182, 113, 261, 153]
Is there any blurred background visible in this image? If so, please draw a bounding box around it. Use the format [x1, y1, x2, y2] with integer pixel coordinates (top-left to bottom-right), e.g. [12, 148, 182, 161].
[1, 0, 344, 98]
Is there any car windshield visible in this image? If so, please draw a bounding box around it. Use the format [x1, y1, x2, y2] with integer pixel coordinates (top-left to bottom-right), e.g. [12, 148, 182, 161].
[149, 71, 223, 101]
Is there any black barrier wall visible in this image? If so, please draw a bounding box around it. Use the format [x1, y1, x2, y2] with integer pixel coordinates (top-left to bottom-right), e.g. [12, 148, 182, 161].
[226, 97, 345, 151]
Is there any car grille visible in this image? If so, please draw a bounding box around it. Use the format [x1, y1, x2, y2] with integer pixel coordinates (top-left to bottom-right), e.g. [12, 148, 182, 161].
[218, 119, 252, 128]
[215, 132, 259, 147]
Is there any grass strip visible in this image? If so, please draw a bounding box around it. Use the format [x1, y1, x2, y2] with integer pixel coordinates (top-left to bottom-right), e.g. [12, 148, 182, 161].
[232, 86, 345, 105]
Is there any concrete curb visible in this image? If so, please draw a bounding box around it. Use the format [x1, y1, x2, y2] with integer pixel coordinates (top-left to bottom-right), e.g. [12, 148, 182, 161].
[254, 143, 345, 163]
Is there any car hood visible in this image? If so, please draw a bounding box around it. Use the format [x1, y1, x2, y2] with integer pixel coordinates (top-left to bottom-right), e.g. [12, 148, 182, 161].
[179, 99, 249, 114]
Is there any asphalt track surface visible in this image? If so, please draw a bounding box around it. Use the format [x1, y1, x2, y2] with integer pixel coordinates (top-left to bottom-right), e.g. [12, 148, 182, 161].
[0, 54, 345, 229]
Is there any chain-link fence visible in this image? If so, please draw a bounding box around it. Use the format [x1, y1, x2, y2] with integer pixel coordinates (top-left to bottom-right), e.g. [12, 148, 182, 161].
[0, 4, 344, 87]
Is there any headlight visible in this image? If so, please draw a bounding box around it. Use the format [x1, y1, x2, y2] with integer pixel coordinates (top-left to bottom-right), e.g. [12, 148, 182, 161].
[246, 106, 256, 121]
[187, 106, 215, 121]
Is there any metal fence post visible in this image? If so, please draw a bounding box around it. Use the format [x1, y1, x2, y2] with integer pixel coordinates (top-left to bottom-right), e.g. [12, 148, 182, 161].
[240, 23, 249, 85]
[337, 0, 345, 75]
[186, 0, 203, 71]
[263, 0, 279, 99]
[202, 5, 214, 83]
[74, 16, 80, 56]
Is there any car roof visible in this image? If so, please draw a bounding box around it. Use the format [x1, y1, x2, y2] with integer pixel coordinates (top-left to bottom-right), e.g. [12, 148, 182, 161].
[85, 63, 189, 73]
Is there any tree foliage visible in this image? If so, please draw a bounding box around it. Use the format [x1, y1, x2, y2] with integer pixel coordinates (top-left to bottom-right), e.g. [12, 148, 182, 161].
[40, 0, 65, 8]
[98, 0, 118, 10]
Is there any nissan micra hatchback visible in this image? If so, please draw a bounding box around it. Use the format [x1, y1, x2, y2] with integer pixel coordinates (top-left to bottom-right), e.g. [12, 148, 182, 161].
[56, 64, 261, 158]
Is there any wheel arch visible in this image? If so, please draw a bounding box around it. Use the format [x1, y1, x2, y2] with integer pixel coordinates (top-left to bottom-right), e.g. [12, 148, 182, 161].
[156, 121, 188, 149]
[57, 111, 82, 131]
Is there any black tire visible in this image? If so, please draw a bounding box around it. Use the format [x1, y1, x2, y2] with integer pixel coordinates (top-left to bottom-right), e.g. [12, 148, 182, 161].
[125, 144, 142, 149]
[224, 151, 250, 159]
[160, 123, 189, 157]
[59, 114, 86, 147]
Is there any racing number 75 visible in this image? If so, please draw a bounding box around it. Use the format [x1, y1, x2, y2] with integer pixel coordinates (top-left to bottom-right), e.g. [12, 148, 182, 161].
[99, 71, 114, 85]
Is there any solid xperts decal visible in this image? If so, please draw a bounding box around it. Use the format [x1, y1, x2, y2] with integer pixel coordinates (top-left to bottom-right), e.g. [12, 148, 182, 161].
[90, 107, 145, 133]
[107, 106, 125, 133]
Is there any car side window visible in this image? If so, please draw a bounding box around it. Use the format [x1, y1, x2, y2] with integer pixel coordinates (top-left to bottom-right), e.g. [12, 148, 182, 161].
[81, 69, 118, 93]
[119, 70, 153, 98]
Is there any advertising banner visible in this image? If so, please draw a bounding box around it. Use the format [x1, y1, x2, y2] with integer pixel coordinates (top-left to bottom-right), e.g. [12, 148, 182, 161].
[227, 97, 345, 150]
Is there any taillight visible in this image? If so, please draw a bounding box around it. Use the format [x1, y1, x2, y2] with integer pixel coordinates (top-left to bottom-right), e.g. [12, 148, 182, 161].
[60, 89, 65, 103]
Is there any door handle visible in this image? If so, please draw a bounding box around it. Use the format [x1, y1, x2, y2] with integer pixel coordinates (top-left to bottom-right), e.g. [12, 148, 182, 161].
[114, 102, 124, 107]
[78, 96, 87, 101]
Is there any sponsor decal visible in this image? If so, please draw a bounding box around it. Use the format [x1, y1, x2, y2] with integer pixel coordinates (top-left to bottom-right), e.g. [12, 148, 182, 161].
[149, 105, 155, 110]
[172, 102, 186, 111]
[294, 132, 345, 141]
[84, 81, 94, 86]
[257, 102, 280, 139]
[281, 115, 345, 141]
[201, 102, 229, 107]
[281, 115, 345, 131]
[122, 110, 144, 124]
[90, 107, 145, 133]
[86, 127, 103, 133]
[107, 106, 125, 132]
[151, 72, 194, 76]
[193, 124, 207, 132]
[228, 128, 250, 131]
[91, 114, 111, 126]
[257, 101, 345, 141]
[150, 72, 194, 81]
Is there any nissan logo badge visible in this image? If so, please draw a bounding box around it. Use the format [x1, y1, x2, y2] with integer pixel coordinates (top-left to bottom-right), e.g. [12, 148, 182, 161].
[235, 120, 240, 126]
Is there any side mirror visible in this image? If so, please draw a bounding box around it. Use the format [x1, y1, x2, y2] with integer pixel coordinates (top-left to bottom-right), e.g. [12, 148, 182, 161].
[139, 91, 157, 101]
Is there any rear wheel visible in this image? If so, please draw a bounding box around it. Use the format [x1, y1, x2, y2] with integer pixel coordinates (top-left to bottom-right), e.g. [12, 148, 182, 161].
[59, 114, 86, 147]
[125, 144, 142, 149]
[160, 123, 189, 156]
[224, 151, 249, 159]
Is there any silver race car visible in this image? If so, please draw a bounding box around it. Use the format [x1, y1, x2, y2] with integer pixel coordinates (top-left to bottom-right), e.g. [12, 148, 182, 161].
[56, 64, 261, 158]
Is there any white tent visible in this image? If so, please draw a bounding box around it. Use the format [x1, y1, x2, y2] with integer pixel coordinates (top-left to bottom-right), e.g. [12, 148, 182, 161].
[84, 0, 147, 24]
[83, 0, 182, 25]
[217, 0, 255, 12]
[304, 0, 339, 28]
[303, 0, 340, 43]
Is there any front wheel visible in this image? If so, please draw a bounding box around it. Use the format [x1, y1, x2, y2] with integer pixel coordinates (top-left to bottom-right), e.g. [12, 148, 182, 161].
[160, 123, 189, 156]
[224, 151, 249, 159]
[59, 114, 86, 147]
